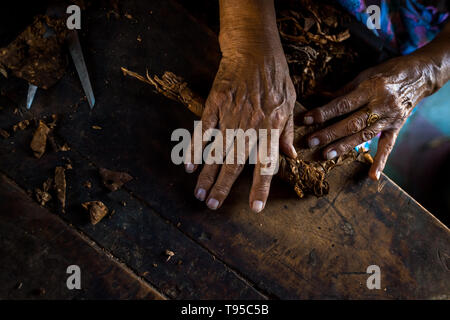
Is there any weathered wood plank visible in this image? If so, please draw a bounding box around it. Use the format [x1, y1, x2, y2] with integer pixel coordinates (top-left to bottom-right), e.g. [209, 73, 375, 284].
[0, 173, 165, 300]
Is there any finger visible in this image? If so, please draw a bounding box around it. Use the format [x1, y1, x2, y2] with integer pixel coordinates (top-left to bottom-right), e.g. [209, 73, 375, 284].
[249, 161, 274, 213]
[249, 131, 279, 213]
[322, 120, 386, 159]
[307, 108, 375, 149]
[302, 88, 370, 125]
[279, 112, 297, 159]
[369, 129, 398, 181]
[205, 161, 245, 210]
[184, 94, 221, 173]
[194, 124, 234, 200]
[194, 163, 220, 201]
[205, 130, 254, 209]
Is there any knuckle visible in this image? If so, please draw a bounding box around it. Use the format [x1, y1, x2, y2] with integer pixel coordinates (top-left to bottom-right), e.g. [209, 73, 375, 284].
[252, 182, 270, 196]
[314, 108, 327, 123]
[337, 142, 353, 153]
[346, 117, 365, 134]
[321, 129, 337, 144]
[361, 128, 377, 141]
[383, 142, 394, 154]
[199, 171, 216, 187]
[224, 164, 243, 176]
[212, 183, 230, 198]
[336, 98, 352, 114]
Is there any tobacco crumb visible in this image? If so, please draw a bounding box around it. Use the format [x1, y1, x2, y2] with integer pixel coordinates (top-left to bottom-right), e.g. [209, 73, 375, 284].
[165, 249, 175, 261]
[0, 129, 9, 139]
[13, 119, 30, 132]
[83, 181, 92, 189]
[30, 120, 50, 158]
[99, 167, 133, 192]
[35, 177, 53, 206]
[60, 143, 70, 151]
[82, 201, 109, 225]
[54, 166, 66, 212]
[153, 263, 158, 268]
[92, 125, 102, 130]
[121, 201, 127, 207]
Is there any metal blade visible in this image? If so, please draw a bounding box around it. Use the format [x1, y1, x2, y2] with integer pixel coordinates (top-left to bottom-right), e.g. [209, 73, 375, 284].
[67, 31, 95, 109]
[26, 84, 38, 110]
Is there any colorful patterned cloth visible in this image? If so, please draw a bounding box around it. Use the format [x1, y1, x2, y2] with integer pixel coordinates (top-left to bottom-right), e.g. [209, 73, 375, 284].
[336, 0, 448, 54]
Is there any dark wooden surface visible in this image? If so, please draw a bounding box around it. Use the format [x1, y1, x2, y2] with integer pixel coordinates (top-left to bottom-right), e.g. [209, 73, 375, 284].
[0, 0, 449, 299]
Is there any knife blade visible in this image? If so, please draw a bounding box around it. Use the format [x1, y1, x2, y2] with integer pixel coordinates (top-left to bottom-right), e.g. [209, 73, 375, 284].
[26, 84, 38, 109]
[67, 31, 95, 109]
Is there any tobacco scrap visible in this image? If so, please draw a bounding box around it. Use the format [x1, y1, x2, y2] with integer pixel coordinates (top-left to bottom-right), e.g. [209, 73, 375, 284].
[13, 120, 30, 132]
[0, 129, 9, 139]
[121, 67, 204, 117]
[30, 120, 50, 158]
[35, 177, 53, 206]
[99, 168, 133, 192]
[54, 166, 66, 212]
[0, 15, 68, 89]
[82, 201, 109, 225]
[276, 0, 357, 98]
[165, 249, 175, 262]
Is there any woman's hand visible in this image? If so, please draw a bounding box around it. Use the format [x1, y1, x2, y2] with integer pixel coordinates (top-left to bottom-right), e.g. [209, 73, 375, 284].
[303, 21, 449, 181]
[185, 0, 297, 212]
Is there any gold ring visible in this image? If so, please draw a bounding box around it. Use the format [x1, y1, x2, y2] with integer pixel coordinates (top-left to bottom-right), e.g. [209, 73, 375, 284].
[366, 112, 380, 127]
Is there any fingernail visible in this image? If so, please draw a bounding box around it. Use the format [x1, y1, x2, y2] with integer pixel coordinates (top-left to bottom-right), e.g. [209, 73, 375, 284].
[252, 200, 264, 213]
[304, 116, 314, 125]
[185, 163, 194, 173]
[309, 137, 320, 148]
[207, 198, 219, 210]
[290, 145, 298, 158]
[195, 188, 206, 201]
[375, 170, 381, 180]
[327, 150, 337, 160]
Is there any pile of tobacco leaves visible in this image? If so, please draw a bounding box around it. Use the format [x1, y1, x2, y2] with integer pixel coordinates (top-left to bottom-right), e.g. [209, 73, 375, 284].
[276, 0, 365, 102]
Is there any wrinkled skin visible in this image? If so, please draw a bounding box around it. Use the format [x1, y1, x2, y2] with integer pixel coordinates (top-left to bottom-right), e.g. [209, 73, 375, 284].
[185, 0, 297, 212]
[303, 22, 450, 181]
[186, 0, 450, 212]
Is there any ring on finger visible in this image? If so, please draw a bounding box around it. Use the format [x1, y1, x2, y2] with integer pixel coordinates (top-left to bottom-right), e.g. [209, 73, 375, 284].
[365, 109, 381, 127]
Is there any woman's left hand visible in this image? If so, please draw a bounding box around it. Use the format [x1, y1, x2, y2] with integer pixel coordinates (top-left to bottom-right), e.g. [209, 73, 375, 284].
[301, 55, 437, 180]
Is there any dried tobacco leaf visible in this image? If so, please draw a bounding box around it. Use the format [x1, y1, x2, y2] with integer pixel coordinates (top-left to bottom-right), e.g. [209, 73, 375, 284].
[99, 167, 133, 192]
[30, 120, 50, 158]
[54, 166, 66, 212]
[82, 201, 109, 225]
[276, 0, 357, 98]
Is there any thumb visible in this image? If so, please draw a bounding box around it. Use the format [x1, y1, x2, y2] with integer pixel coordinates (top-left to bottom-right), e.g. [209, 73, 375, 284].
[279, 112, 297, 159]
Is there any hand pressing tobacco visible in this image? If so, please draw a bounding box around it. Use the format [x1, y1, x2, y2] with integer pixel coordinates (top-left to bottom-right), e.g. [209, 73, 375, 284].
[302, 22, 450, 181]
[185, 0, 297, 212]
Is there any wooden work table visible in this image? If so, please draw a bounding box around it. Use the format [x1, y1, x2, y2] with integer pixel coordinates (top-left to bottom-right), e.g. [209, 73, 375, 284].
[0, 0, 448, 299]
